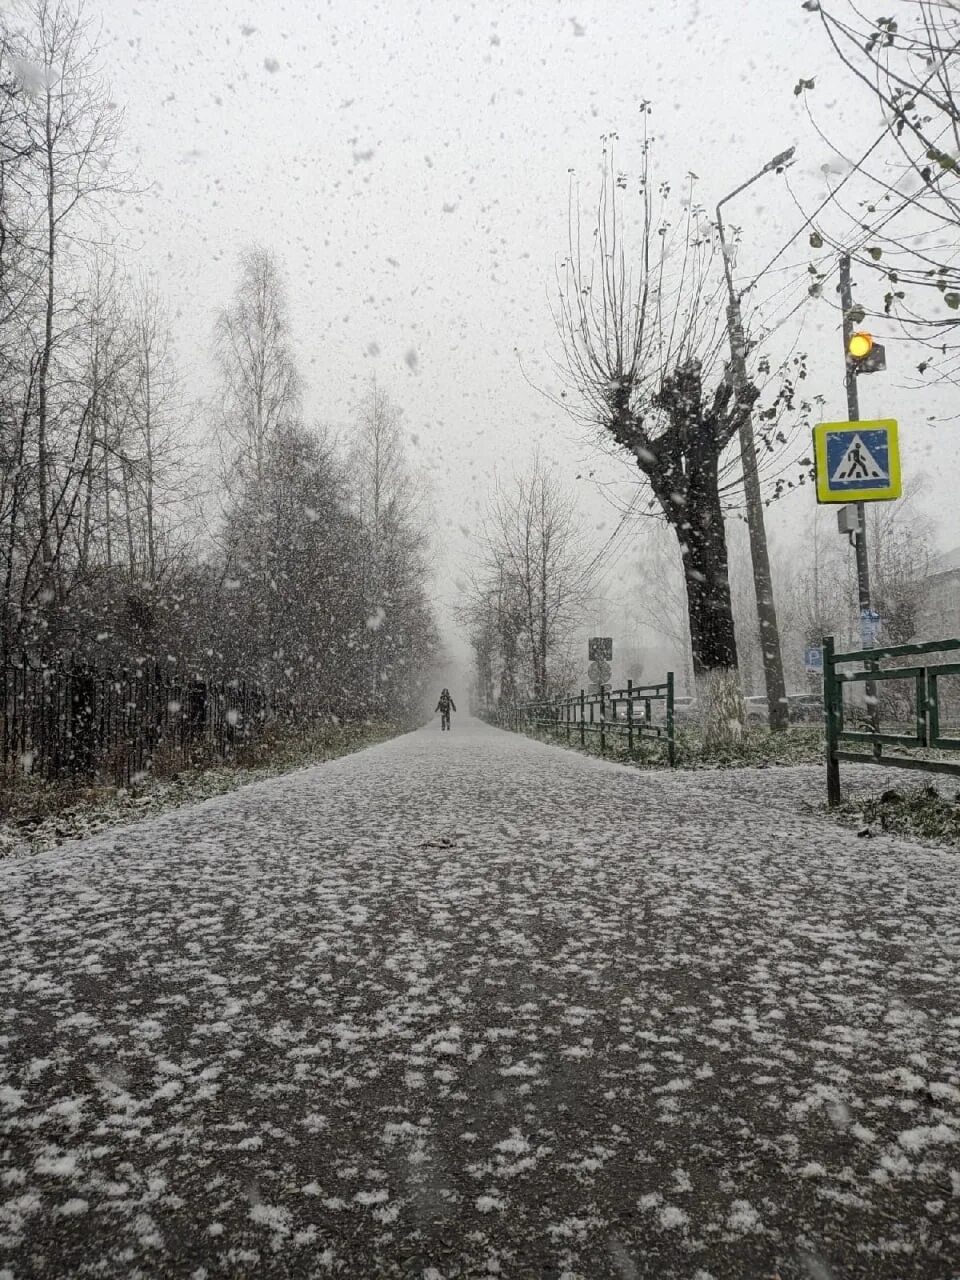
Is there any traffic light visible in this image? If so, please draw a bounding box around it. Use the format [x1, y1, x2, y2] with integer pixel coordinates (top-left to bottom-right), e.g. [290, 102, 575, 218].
[847, 330, 886, 374]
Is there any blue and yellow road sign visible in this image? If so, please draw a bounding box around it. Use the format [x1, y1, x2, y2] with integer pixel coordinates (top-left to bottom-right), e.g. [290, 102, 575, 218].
[813, 419, 901, 503]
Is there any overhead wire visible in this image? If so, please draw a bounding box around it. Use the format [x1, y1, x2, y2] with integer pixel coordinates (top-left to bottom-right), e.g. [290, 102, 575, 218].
[577, 89, 960, 574]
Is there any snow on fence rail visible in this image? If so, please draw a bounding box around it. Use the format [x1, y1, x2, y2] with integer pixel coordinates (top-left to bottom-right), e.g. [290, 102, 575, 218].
[491, 675, 677, 766]
[0, 655, 271, 787]
[823, 634, 960, 805]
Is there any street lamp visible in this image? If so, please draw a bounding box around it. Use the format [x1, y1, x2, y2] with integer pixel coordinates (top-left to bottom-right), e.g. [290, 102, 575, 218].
[715, 147, 795, 732]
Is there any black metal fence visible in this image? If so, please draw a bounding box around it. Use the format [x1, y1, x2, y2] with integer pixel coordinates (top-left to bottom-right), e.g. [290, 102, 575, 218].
[1, 655, 272, 787]
[491, 675, 676, 766]
[823, 634, 960, 804]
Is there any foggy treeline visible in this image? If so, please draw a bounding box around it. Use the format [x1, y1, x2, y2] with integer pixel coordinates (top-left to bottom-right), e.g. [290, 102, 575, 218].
[0, 3, 438, 726]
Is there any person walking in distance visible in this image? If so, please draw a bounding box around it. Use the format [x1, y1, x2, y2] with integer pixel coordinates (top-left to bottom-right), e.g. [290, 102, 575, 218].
[436, 688, 456, 731]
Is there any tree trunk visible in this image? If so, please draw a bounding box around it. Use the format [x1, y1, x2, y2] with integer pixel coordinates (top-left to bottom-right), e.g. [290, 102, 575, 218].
[121, 455, 136, 579]
[539, 512, 549, 697]
[675, 486, 737, 676]
[669, 462, 744, 746]
[36, 90, 57, 589]
[1, 374, 33, 664]
[141, 347, 156, 584]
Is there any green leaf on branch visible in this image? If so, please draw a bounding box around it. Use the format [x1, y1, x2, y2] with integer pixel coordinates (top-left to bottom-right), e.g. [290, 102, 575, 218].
[868, 246, 882, 260]
[809, 231, 823, 249]
[926, 146, 958, 172]
[846, 304, 866, 326]
[793, 77, 816, 95]
[944, 292, 960, 310]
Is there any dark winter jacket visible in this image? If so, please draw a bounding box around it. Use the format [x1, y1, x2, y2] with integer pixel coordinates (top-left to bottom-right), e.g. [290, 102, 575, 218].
[436, 691, 456, 714]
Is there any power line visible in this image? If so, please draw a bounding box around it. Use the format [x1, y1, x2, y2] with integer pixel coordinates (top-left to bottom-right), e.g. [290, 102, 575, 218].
[741, 27, 960, 301]
[739, 128, 892, 298]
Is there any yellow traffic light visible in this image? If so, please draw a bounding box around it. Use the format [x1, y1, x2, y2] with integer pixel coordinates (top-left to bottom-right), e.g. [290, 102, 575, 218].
[848, 331, 874, 359]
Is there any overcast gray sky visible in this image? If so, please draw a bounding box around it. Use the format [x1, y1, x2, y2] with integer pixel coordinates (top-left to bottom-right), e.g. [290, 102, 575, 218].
[91, 0, 960, 668]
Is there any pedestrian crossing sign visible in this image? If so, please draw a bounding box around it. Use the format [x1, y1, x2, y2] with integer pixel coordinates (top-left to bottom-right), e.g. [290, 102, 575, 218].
[813, 419, 901, 503]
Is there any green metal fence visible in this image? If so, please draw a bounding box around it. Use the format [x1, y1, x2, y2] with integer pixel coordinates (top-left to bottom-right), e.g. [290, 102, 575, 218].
[823, 634, 960, 805]
[505, 675, 676, 766]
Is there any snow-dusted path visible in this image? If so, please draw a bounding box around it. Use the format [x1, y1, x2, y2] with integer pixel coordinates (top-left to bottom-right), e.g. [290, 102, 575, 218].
[1, 718, 958, 1279]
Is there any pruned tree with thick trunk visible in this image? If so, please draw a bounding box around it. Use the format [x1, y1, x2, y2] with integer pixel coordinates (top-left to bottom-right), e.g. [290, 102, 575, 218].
[556, 138, 757, 740]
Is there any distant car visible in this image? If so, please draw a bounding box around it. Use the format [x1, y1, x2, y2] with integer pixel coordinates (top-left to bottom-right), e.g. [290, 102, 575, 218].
[672, 695, 699, 722]
[786, 692, 823, 724]
[744, 695, 768, 724]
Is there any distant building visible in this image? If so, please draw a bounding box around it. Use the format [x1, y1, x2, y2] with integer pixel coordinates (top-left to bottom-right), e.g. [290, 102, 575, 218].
[915, 546, 960, 640]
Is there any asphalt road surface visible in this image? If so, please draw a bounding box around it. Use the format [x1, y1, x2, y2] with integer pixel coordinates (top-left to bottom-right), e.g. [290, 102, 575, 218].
[2, 718, 958, 1279]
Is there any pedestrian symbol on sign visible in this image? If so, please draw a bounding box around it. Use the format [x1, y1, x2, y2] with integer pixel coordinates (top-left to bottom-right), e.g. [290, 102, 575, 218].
[830, 434, 885, 484]
[813, 419, 901, 503]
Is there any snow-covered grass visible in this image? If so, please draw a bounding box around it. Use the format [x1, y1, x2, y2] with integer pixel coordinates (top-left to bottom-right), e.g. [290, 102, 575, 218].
[0, 719, 408, 860]
[835, 782, 960, 848]
[516, 718, 825, 769]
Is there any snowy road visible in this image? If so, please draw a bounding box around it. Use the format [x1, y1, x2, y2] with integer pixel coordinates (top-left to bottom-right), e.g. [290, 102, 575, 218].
[1, 718, 959, 1279]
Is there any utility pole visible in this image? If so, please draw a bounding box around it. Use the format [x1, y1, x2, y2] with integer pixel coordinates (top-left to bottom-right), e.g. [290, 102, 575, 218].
[717, 153, 793, 730]
[838, 256, 873, 627]
[838, 254, 879, 732]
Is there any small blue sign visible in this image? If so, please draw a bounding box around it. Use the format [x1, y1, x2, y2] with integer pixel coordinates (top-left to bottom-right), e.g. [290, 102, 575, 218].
[859, 608, 881, 649]
[804, 646, 823, 673]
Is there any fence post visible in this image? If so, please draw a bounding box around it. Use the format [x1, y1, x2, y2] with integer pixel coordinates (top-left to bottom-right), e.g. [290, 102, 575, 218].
[918, 669, 930, 749]
[666, 671, 676, 767]
[599, 684, 606, 756]
[579, 689, 585, 747]
[823, 636, 841, 806]
[627, 678, 633, 755]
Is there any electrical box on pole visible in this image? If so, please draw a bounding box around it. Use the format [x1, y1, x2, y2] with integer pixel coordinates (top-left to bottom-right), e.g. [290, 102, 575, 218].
[837, 503, 861, 537]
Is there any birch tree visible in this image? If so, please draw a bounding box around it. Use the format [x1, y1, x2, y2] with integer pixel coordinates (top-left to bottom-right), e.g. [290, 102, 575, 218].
[215, 245, 301, 687]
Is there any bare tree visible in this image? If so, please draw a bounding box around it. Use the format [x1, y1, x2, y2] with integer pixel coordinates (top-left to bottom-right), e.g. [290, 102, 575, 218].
[216, 244, 301, 552]
[557, 136, 761, 740]
[780, 477, 935, 667]
[867, 477, 935, 643]
[21, 0, 125, 589]
[467, 453, 594, 702]
[0, 1, 130, 656]
[349, 382, 430, 707]
[215, 245, 301, 688]
[123, 275, 199, 588]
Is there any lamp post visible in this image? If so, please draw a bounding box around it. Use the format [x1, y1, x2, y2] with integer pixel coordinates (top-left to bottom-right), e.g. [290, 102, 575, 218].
[715, 147, 795, 732]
